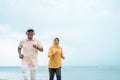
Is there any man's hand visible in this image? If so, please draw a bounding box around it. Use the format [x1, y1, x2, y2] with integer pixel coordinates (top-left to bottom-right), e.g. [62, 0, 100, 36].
[33, 44, 38, 49]
[33, 44, 43, 52]
[19, 54, 24, 59]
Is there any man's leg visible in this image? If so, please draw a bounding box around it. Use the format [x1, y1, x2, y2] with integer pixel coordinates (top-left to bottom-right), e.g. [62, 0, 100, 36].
[22, 65, 30, 80]
[56, 67, 61, 80]
[49, 68, 55, 80]
[30, 65, 37, 80]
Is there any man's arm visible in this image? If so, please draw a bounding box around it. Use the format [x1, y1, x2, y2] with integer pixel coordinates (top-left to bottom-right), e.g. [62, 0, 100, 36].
[33, 44, 43, 52]
[18, 47, 24, 59]
[37, 47, 43, 52]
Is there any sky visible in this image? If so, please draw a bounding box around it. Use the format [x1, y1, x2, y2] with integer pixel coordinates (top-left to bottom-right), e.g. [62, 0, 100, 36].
[0, 0, 120, 66]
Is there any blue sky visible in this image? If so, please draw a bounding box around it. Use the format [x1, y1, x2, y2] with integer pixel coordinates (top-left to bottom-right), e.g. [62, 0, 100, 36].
[0, 0, 120, 66]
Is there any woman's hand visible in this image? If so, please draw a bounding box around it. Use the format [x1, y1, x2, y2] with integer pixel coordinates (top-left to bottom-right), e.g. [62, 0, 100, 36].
[53, 50, 58, 55]
[62, 56, 65, 59]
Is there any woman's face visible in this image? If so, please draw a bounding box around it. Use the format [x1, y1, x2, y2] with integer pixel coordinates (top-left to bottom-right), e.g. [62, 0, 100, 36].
[54, 39, 59, 45]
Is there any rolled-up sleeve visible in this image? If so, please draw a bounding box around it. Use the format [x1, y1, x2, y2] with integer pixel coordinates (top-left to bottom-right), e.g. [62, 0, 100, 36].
[18, 41, 23, 48]
[48, 47, 53, 58]
[37, 39, 43, 49]
[61, 47, 64, 57]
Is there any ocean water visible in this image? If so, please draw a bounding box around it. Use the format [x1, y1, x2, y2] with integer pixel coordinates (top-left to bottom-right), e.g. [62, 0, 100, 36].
[0, 66, 120, 80]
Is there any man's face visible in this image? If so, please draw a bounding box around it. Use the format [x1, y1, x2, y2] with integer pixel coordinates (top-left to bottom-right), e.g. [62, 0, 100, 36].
[27, 31, 34, 40]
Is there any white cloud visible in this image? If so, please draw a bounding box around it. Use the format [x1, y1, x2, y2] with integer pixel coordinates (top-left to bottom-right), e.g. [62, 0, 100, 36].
[0, 39, 19, 66]
[0, 0, 120, 66]
[0, 25, 12, 33]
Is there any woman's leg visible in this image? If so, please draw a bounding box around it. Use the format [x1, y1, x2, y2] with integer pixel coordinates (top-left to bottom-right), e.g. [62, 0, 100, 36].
[49, 68, 55, 80]
[56, 67, 61, 80]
